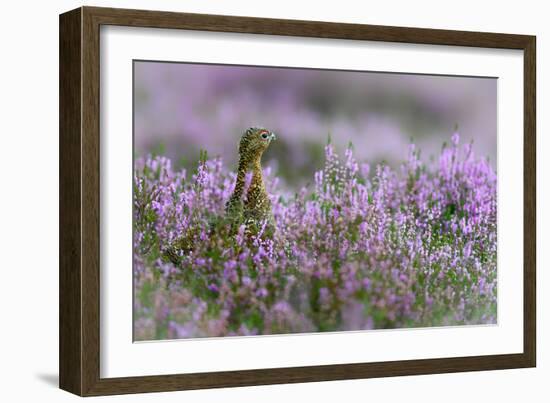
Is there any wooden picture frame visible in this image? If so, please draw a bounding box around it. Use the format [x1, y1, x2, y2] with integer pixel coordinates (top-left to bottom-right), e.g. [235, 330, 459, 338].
[59, 6, 536, 396]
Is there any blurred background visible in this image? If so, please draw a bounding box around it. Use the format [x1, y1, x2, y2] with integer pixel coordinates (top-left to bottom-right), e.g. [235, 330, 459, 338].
[134, 61, 496, 186]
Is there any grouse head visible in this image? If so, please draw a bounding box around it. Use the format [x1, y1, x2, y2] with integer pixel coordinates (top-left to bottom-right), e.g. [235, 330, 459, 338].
[239, 127, 276, 163]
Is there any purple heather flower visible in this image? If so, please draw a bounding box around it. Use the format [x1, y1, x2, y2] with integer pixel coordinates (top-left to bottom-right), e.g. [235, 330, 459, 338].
[133, 133, 497, 340]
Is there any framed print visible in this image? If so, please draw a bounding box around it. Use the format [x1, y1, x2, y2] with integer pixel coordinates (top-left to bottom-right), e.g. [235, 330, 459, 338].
[59, 6, 536, 396]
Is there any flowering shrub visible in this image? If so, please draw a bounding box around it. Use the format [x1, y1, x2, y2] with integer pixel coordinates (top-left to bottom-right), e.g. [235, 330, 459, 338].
[135, 62, 498, 181]
[133, 133, 497, 340]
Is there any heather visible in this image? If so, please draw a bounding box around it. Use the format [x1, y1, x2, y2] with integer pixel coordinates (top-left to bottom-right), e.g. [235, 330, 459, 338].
[133, 133, 497, 340]
[134, 62, 497, 185]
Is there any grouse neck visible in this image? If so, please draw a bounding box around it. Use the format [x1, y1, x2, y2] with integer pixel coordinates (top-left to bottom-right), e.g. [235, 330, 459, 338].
[251, 155, 264, 186]
[231, 156, 248, 201]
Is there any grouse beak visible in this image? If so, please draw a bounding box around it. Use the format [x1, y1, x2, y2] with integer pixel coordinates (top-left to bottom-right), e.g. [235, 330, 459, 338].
[269, 132, 276, 141]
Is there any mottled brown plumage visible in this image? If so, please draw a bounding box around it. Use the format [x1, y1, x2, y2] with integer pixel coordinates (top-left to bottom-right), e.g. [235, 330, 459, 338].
[164, 127, 276, 265]
[226, 127, 276, 232]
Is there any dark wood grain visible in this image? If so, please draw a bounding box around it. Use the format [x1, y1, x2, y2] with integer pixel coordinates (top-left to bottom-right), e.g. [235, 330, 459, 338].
[83, 354, 531, 396]
[86, 6, 532, 49]
[523, 38, 536, 367]
[59, 6, 537, 396]
[81, 6, 102, 396]
[59, 7, 82, 396]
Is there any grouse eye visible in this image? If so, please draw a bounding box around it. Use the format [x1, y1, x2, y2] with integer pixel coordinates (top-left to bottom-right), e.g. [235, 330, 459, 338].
[261, 132, 269, 139]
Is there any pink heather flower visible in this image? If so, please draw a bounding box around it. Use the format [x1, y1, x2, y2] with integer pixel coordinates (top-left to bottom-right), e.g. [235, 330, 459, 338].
[134, 133, 497, 340]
